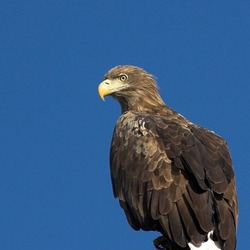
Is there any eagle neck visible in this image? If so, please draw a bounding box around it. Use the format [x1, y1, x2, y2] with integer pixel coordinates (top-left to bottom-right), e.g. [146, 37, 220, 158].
[116, 92, 166, 114]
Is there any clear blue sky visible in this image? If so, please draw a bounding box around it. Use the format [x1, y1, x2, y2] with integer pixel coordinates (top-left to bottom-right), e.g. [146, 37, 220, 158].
[1, 1, 249, 249]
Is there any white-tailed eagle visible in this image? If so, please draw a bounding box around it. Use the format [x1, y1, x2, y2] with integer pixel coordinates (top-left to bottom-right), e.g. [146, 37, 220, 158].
[98, 65, 238, 250]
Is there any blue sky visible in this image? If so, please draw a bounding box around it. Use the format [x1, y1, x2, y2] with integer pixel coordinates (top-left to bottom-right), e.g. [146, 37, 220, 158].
[1, 1, 249, 249]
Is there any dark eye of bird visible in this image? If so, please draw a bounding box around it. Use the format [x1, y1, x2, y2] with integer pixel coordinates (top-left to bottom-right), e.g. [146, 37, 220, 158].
[119, 75, 128, 81]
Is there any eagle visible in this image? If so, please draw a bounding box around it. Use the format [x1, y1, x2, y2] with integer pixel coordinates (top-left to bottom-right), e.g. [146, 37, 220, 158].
[98, 65, 238, 250]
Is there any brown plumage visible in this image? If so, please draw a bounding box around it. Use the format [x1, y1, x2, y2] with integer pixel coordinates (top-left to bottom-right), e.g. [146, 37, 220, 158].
[98, 65, 238, 250]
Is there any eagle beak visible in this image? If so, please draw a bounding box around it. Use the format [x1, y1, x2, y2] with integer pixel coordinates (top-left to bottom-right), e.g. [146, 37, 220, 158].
[98, 79, 127, 101]
[98, 79, 112, 101]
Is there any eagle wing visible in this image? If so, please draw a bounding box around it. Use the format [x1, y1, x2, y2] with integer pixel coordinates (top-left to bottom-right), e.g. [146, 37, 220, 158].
[110, 112, 238, 249]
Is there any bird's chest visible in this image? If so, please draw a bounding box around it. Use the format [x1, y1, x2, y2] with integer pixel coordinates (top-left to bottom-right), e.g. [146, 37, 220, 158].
[112, 115, 151, 156]
[110, 115, 154, 191]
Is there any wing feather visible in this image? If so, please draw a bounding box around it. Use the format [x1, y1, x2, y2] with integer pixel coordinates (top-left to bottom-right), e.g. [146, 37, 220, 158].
[110, 112, 237, 248]
[177, 197, 207, 244]
[168, 203, 187, 247]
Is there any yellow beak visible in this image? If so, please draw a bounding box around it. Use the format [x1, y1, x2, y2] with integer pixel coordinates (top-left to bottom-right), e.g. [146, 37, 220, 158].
[98, 79, 128, 101]
[98, 79, 112, 101]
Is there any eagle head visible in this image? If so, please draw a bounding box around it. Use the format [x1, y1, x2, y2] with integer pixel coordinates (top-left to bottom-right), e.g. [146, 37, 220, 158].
[98, 65, 165, 113]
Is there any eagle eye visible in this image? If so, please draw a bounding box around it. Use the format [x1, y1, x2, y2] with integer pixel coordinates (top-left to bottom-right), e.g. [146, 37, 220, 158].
[119, 74, 128, 82]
